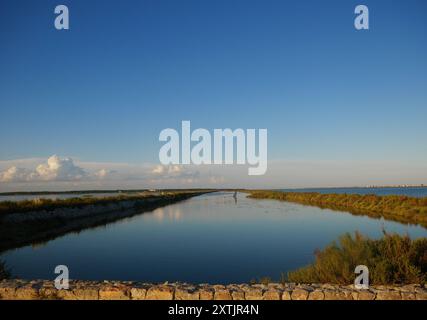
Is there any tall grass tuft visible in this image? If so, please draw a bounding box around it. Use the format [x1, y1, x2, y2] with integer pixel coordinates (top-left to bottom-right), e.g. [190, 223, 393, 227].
[0, 260, 11, 280]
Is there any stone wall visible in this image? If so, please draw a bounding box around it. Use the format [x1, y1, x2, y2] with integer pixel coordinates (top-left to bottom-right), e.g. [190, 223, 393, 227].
[0, 280, 426, 300]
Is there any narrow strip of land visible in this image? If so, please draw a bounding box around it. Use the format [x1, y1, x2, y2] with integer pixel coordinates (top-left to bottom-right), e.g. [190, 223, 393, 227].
[247, 190, 427, 227]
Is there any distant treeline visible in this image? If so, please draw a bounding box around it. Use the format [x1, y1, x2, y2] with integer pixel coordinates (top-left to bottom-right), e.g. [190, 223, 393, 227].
[248, 191, 427, 227]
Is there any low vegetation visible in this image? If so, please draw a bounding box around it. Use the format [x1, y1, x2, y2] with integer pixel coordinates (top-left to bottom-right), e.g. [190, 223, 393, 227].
[0, 260, 10, 280]
[285, 232, 427, 285]
[248, 190, 427, 227]
[0, 190, 210, 216]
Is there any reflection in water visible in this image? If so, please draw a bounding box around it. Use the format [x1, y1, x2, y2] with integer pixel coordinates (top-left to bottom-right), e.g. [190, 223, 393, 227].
[1, 192, 426, 284]
[31, 242, 48, 250]
[152, 206, 183, 221]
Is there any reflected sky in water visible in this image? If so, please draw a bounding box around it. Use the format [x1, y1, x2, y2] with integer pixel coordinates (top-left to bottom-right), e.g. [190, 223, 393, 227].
[1, 192, 426, 283]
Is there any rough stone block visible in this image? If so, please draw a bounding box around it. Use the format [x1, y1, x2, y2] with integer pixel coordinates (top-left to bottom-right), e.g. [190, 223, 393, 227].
[199, 288, 214, 300]
[356, 290, 375, 300]
[281, 290, 291, 300]
[175, 287, 200, 300]
[146, 285, 174, 300]
[99, 285, 130, 300]
[324, 290, 353, 300]
[291, 288, 309, 300]
[15, 286, 40, 300]
[376, 290, 402, 300]
[308, 290, 325, 300]
[214, 289, 232, 300]
[263, 290, 281, 300]
[130, 287, 147, 300]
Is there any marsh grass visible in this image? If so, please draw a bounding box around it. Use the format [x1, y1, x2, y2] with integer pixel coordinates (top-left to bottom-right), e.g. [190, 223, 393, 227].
[285, 232, 427, 285]
[0, 191, 207, 216]
[0, 260, 11, 280]
[248, 190, 427, 227]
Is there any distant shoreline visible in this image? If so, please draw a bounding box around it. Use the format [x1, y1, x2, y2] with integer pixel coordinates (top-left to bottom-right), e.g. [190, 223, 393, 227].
[279, 185, 427, 191]
[1, 186, 426, 197]
[0, 188, 215, 196]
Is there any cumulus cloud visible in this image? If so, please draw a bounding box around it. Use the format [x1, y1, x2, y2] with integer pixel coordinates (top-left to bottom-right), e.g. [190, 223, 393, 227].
[34, 155, 86, 181]
[0, 155, 86, 182]
[149, 164, 200, 183]
[94, 169, 117, 179]
[151, 165, 183, 176]
[0, 166, 32, 182]
[208, 174, 225, 184]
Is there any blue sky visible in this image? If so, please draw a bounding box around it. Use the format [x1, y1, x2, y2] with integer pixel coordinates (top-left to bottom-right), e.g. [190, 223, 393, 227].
[0, 0, 426, 190]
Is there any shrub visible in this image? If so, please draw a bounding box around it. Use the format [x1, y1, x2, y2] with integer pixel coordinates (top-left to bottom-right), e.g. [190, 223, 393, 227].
[286, 232, 427, 285]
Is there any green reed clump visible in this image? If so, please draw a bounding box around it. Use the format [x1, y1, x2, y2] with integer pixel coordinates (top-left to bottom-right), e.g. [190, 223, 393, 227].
[285, 232, 427, 285]
[0, 260, 11, 280]
[248, 190, 427, 227]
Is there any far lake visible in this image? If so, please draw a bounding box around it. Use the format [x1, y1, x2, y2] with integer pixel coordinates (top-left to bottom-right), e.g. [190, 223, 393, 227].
[1, 192, 426, 283]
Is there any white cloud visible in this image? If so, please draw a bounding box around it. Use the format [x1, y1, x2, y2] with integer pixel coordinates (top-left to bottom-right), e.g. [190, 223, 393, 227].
[208, 174, 225, 184]
[0, 166, 32, 182]
[94, 169, 110, 179]
[0, 155, 86, 182]
[34, 155, 86, 181]
[151, 165, 182, 176]
[1, 155, 426, 192]
[0, 156, 203, 188]
[149, 165, 200, 184]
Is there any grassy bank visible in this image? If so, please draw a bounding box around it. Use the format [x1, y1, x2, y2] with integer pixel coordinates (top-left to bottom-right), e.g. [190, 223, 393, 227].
[0, 190, 214, 216]
[248, 190, 427, 227]
[285, 232, 427, 285]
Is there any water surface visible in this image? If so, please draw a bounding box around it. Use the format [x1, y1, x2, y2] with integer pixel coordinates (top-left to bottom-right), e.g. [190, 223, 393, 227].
[1, 192, 426, 283]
